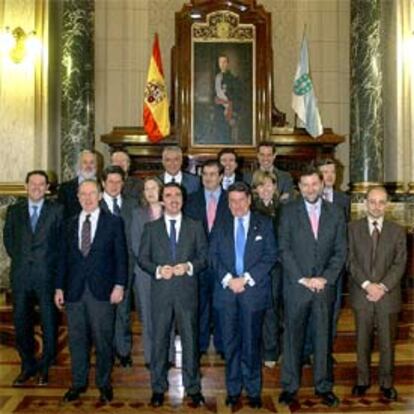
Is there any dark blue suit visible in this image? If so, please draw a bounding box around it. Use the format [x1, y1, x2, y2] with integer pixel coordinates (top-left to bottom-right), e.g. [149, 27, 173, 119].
[3, 199, 63, 374]
[278, 198, 346, 394]
[210, 212, 277, 398]
[185, 188, 232, 353]
[56, 209, 128, 389]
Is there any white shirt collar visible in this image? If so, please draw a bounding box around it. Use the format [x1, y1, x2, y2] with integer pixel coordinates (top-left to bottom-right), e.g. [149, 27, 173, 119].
[165, 171, 183, 184]
[103, 192, 122, 213]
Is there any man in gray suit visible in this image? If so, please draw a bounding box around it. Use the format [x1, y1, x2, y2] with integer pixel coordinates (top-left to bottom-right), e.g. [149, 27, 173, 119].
[278, 166, 346, 407]
[100, 165, 136, 367]
[159, 146, 200, 195]
[138, 183, 208, 407]
[349, 186, 406, 401]
[110, 149, 143, 200]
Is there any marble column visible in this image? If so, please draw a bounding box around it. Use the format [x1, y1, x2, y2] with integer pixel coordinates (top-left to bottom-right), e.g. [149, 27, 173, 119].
[61, 0, 94, 181]
[350, 0, 384, 189]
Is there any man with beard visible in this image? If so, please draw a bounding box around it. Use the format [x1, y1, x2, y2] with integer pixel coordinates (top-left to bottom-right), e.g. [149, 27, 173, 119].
[57, 150, 98, 218]
[278, 166, 346, 407]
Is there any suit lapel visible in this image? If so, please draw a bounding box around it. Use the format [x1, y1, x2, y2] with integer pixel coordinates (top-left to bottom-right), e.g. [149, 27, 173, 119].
[33, 200, 49, 233]
[298, 200, 315, 241]
[317, 201, 329, 242]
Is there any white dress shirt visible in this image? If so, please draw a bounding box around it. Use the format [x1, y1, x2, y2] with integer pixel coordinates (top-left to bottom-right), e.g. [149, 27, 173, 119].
[78, 208, 100, 249]
[164, 171, 183, 185]
[103, 192, 123, 214]
[155, 212, 193, 278]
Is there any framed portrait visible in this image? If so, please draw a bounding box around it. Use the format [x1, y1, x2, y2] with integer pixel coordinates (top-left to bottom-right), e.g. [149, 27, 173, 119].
[174, 2, 274, 153]
[191, 13, 255, 147]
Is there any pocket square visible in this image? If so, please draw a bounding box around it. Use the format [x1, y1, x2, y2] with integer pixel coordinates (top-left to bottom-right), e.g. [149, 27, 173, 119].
[254, 235, 263, 241]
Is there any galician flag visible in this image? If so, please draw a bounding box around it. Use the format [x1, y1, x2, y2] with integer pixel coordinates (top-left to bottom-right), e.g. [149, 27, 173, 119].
[143, 33, 170, 142]
[292, 34, 323, 138]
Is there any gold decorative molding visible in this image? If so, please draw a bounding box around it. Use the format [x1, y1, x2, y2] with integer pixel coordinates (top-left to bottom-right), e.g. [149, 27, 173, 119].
[350, 181, 383, 193]
[0, 183, 26, 196]
[192, 11, 254, 41]
[408, 182, 414, 195]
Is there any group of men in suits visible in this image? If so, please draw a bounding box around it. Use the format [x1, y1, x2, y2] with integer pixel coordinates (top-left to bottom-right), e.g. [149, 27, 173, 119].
[3, 142, 407, 408]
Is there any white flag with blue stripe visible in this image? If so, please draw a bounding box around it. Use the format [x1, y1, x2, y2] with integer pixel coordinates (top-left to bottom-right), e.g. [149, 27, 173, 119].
[292, 35, 323, 138]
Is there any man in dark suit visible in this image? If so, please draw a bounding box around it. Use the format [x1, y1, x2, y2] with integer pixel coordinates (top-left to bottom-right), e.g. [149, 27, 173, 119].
[110, 149, 143, 200]
[246, 141, 295, 202]
[138, 183, 208, 407]
[185, 160, 232, 356]
[159, 146, 200, 195]
[217, 148, 245, 190]
[349, 186, 406, 401]
[100, 165, 136, 367]
[57, 149, 97, 218]
[55, 180, 127, 404]
[278, 166, 346, 407]
[3, 170, 63, 386]
[210, 182, 277, 409]
[302, 158, 351, 364]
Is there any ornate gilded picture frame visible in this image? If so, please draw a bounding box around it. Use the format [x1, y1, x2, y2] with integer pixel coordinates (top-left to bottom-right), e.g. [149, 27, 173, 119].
[191, 11, 255, 147]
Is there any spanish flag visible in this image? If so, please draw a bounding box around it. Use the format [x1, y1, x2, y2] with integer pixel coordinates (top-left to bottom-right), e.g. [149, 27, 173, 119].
[143, 34, 170, 142]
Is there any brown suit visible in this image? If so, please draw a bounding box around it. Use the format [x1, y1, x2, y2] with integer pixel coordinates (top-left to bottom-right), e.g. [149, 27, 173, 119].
[348, 217, 406, 388]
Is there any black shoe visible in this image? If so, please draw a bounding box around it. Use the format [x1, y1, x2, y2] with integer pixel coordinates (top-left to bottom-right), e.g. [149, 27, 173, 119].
[12, 369, 37, 387]
[352, 385, 369, 397]
[247, 396, 262, 408]
[118, 354, 133, 367]
[36, 371, 49, 386]
[150, 392, 164, 407]
[189, 392, 205, 406]
[225, 395, 240, 407]
[380, 386, 398, 401]
[279, 391, 296, 405]
[99, 387, 113, 403]
[316, 391, 339, 407]
[63, 386, 87, 402]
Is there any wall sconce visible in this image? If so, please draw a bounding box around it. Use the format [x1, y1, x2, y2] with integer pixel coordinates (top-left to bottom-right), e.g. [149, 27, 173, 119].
[0, 26, 41, 64]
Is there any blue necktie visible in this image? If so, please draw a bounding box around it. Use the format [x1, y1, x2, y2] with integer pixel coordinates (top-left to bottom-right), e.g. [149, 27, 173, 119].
[30, 205, 39, 233]
[235, 217, 246, 275]
[170, 219, 177, 261]
[112, 197, 121, 216]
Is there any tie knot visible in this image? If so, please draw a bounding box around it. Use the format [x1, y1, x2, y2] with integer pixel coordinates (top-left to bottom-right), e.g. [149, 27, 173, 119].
[238, 217, 244, 225]
[373, 220, 378, 228]
[113, 197, 118, 203]
[85, 214, 91, 222]
[170, 219, 176, 226]
[32, 205, 38, 213]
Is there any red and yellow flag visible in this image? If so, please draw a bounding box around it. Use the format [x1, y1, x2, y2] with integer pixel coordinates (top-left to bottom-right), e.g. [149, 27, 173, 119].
[143, 33, 170, 142]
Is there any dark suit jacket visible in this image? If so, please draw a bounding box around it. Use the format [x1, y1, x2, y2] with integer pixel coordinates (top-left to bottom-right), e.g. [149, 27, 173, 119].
[159, 171, 200, 196]
[138, 215, 208, 305]
[278, 198, 347, 292]
[210, 212, 278, 311]
[333, 190, 351, 221]
[56, 209, 128, 302]
[100, 196, 136, 275]
[348, 218, 407, 313]
[57, 177, 81, 218]
[184, 188, 232, 239]
[3, 199, 63, 289]
[123, 176, 144, 200]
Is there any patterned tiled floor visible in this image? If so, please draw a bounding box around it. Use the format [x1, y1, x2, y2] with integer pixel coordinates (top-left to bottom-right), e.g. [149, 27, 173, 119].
[0, 307, 413, 413]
